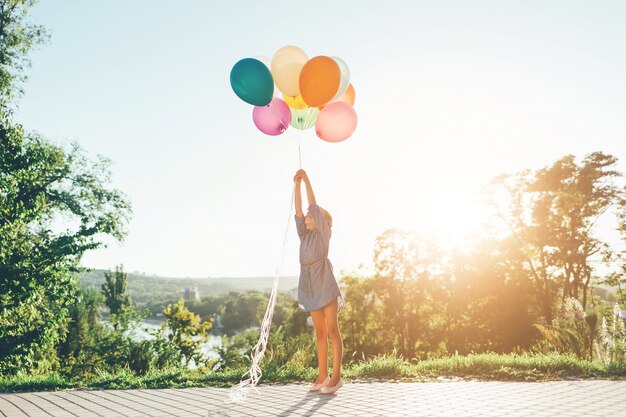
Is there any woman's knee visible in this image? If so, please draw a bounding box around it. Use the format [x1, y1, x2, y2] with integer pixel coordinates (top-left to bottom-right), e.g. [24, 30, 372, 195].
[327, 324, 341, 339]
[315, 327, 328, 341]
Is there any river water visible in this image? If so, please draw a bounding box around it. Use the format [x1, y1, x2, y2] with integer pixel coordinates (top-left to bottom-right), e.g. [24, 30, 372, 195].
[103, 319, 223, 369]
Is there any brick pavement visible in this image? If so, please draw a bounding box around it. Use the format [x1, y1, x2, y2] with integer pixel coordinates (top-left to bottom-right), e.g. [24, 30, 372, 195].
[1, 380, 625, 417]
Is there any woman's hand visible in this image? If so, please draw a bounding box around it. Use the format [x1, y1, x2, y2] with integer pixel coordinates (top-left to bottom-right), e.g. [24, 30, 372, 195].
[298, 169, 316, 205]
[296, 169, 309, 182]
[293, 171, 303, 183]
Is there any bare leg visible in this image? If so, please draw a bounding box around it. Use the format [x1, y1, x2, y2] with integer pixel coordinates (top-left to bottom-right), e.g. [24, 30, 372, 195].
[310, 308, 328, 384]
[323, 297, 343, 386]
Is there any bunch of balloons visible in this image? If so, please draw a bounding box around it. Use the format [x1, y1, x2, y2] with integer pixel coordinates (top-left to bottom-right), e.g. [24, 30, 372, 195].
[230, 46, 357, 142]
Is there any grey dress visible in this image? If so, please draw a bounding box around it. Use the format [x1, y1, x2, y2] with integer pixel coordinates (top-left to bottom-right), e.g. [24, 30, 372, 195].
[295, 204, 345, 313]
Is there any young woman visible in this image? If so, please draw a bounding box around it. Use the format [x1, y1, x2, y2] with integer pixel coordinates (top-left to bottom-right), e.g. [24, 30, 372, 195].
[293, 168, 345, 394]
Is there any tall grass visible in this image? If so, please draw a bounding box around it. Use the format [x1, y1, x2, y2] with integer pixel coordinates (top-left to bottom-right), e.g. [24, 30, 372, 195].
[2, 352, 624, 393]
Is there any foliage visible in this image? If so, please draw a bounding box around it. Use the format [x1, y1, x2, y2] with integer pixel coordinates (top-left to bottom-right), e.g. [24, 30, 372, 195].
[1, 2, 625, 381]
[596, 303, 626, 364]
[162, 299, 213, 367]
[485, 152, 625, 321]
[339, 235, 539, 361]
[0, 120, 131, 375]
[215, 327, 260, 371]
[215, 324, 318, 380]
[534, 297, 599, 359]
[0, 0, 49, 112]
[101, 265, 138, 331]
[56, 288, 103, 378]
[102, 265, 131, 316]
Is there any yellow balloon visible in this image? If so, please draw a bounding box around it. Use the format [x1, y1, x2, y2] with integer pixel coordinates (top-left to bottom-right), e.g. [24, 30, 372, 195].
[283, 95, 308, 110]
[271, 46, 308, 97]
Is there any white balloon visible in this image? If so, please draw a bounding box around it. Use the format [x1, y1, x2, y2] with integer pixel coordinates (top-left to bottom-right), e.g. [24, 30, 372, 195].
[330, 56, 350, 101]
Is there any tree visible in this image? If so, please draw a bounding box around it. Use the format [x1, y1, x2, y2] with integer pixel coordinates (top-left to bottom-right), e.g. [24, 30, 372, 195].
[339, 274, 390, 359]
[374, 228, 442, 281]
[56, 288, 103, 377]
[372, 229, 443, 357]
[486, 169, 560, 323]
[220, 291, 267, 332]
[102, 264, 131, 328]
[486, 152, 625, 321]
[0, 122, 132, 374]
[0, 0, 132, 375]
[443, 237, 538, 354]
[369, 228, 540, 357]
[609, 197, 626, 306]
[162, 299, 213, 366]
[0, 0, 49, 113]
[531, 153, 622, 308]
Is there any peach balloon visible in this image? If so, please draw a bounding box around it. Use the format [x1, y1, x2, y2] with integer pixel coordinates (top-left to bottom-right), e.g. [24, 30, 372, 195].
[299, 56, 341, 107]
[271, 46, 308, 97]
[315, 102, 357, 143]
[320, 83, 355, 110]
[336, 83, 356, 106]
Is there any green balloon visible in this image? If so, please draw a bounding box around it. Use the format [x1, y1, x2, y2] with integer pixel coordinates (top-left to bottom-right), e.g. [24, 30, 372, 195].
[230, 58, 274, 106]
[290, 107, 319, 130]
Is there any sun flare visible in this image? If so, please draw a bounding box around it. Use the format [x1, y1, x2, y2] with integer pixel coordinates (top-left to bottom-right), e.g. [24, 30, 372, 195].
[409, 187, 493, 242]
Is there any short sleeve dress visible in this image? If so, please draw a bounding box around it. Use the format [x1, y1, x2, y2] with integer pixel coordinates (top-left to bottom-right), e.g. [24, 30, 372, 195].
[295, 204, 345, 313]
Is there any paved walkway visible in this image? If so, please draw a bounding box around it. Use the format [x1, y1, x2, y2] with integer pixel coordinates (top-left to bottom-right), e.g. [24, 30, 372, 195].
[1, 380, 625, 417]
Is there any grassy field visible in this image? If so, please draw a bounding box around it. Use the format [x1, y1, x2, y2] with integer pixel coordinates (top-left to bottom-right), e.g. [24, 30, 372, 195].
[2, 352, 625, 393]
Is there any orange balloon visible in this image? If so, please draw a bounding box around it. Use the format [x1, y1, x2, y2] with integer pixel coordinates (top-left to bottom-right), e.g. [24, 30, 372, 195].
[336, 83, 356, 106]
[299, 56, 341, 107]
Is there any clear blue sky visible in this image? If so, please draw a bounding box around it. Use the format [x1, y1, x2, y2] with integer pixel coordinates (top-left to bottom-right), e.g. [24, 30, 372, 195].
[15, 0, 626, 277]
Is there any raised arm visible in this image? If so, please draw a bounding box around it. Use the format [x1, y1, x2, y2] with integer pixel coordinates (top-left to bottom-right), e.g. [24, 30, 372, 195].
[299, 169, 317, 206]
[294, 171, 304, 217]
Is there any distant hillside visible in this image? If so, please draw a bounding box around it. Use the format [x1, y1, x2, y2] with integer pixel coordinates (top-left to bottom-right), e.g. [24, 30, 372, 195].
[78, 269, 299, 306]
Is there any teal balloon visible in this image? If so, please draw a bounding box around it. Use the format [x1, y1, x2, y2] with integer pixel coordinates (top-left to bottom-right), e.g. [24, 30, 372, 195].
[230, 58, 274, 106]
[290, 107, 320, 130]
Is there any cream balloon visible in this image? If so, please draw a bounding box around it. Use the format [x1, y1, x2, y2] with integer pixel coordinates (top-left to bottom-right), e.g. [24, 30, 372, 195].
[330, 56, 350, 101]
[271, 46, 308, 97]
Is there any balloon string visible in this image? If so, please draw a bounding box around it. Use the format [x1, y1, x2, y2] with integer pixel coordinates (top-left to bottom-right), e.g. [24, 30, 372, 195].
[298, 136, 302, 169]
[225, 130, 301, 404]
[226, 183, 295, 404]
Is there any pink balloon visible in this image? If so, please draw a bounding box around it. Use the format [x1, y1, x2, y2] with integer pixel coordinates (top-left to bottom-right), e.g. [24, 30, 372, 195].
[315, 102, 357, 142]
[252, 98, 292, 136]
